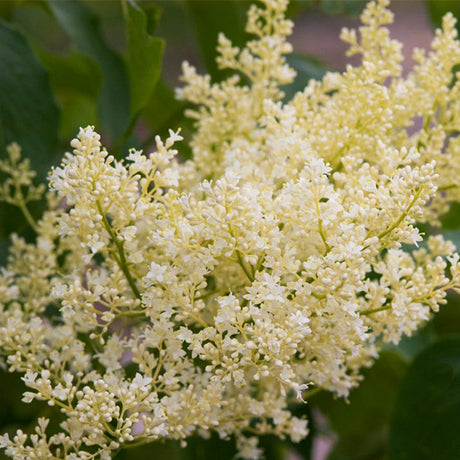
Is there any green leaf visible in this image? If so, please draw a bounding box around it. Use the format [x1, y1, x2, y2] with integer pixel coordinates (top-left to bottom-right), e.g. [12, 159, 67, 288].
[185, 0, 248, 80]
[281, 402, 314, 460]
[37, 51, 101, 141]
[183, 433, 236, 460]
[38, 51, 101, 100]
[426, 0, 460, 29]
[0, 18, 59, 253]
[143, 79, 186, 135]
[259, 435, 292, 460]
[283, 53, 328, 101]
[313, 351, 407, 460]
[431, 294, 460, 338]
[0, 368, 57, 460]
[441, 202, 460, 229]
[122, 0, 164, 118]
[47, 0, 130, 142]
[389, 339, 460, 460]
[0, 18, 59, 178]
[386, 326, 436, 362]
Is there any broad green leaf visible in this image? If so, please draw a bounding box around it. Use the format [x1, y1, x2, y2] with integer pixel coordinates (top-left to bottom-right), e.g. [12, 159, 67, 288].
[0, 18, 59, 178]
[0, 2, 14, 20]
[122, 0, 164, 118]
[185, 0, 248, 80]
[432, 294, 460, 338]
[426, 0, 460, 29]
[259, 435, 292, 460]
[37, 51, 101, 140]
[283, 53, 328, 101]
[182, 433, 236, 460]
[38, 51, 101, 100]
[287, 0, 314, 17]
[0, 368, 57, 460]
[441, 202, 460, 229]
[142, 78, 188, 140]
[314, 351, 407, 460]
[389, 339, 460, 460]
[47, 0, 130, 142]
[141, 79, 194, 160]
[387, 325, 436, 362]
[281, 402, 314, 460]
[0, 18, 59, 253]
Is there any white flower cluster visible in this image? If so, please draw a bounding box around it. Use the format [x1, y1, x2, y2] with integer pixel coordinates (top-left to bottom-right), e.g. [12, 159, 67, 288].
[2, 0, 460, 458]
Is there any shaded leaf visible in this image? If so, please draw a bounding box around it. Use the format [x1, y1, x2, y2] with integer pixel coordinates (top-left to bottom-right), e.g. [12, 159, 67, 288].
[426, 0, 460, 29]
[39, 50, 101, 100]
[441, 202, 460, 229]
[143, 78, 183, 132]
[182, 433, 236, 460]
[431, 294, 460, 338]
[259, 435, 291, 460]
[0, 369, 54, 460]
[48, 0, 130, 142]
[0, 18, 59, 178]
[0, 18, 59, 255]
[314, 351, 407, 460]
[37, 50, 101, 140]
[185, 0, 248, 80]
[389, 339, 460, 460]
[123, 0, 164, 117]
[385, 324, 437, 362]
[282, 401, 314, 460]
[283, 52, 328, 100]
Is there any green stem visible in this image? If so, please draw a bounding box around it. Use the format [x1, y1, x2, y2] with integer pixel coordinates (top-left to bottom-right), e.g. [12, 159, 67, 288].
[96, 200, 141, 300]
[236, 248, 254, 282]
[287, 386, 323, 404]
[303, 386, 322, 399]
[360, 304, 391, 316]
[378, 186, 423, 240]
[124, 437, 154, 449]
[18, 200, 38, 232]
[194, 289, 219, 301]
[315, 191, 330, 254]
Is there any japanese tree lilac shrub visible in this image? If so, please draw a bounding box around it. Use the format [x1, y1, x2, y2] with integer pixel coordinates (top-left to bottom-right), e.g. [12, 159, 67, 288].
[2, 0, 460, 458]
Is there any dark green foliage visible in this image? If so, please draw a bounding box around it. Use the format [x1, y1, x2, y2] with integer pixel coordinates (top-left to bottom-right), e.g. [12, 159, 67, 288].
[314, 352, 407, 460]
[389, 339, 460, 460]
[1, 1, 460, 460]
[185, 0, 248, 81]
[0, 18, 59, 262]
[0, 19, 59, 178]
[47, 0, 130, 143]
[122, 0, 164, 131]
[427, 0, 460, 29]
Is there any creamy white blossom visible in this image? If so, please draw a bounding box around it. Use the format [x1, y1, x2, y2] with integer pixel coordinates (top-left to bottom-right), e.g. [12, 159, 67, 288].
[2, 0, 460, 458]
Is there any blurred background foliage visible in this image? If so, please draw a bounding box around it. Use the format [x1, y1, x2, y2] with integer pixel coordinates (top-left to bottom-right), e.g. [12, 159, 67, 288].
[1, 1, 460, 459]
